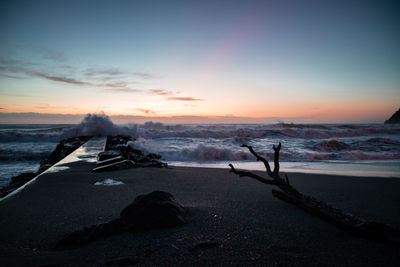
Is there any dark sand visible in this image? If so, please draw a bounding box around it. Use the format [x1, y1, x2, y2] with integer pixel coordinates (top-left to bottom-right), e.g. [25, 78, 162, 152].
[0, 160, 399, 266]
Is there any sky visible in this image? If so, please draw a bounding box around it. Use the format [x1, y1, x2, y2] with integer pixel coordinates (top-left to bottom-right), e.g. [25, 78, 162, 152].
[0, 0, 399, 123]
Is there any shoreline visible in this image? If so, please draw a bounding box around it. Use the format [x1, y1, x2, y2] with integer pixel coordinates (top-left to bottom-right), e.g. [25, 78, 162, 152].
[0, 160, 399, 265]
[169, 160, 400, 178]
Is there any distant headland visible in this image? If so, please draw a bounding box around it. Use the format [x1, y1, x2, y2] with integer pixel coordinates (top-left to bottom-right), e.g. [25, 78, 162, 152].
[384, 108, 400, 124]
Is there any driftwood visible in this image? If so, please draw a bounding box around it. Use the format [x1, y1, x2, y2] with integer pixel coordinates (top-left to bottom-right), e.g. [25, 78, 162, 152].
[229, 143, 400, 245]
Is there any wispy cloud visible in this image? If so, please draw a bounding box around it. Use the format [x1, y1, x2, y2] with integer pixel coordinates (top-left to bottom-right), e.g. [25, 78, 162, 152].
[104, 88, 143, 93]
[0, 54, 162, 89]
[30, 72, 90, 85]
[105, 88, 180, 97]
[167, 97, 203, 101]
[133, 72, 161, 79]
[0, 59, 89, 85]
[132, 108, 156, 114]
[0, 73, 27, 80]
[84, 67, 128, 77]
[150, 89, 178, 96]
[84, 67, 160, 81]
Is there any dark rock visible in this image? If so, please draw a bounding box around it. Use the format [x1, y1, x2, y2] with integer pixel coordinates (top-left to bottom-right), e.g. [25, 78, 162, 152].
[128, 147, 144, 157]
[136, 161, 167, 168]
[105, 135, 133, 150]
[384, 108, 400, 124]
[145, 153, 162, 160]
[38, 136, 91, 173]
[97, 150, 122, 161]
[56, 191, 185, 248]
[94, 136, 167, 171]
[10, 172, 36, 185]
[120, 191, 185, 231]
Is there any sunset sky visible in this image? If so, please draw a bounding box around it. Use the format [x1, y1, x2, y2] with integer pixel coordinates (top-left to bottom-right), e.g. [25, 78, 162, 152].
[0, 0, 399, 123]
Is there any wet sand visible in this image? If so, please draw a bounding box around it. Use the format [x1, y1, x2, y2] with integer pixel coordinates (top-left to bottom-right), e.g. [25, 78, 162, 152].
[0, 161, 399, 266]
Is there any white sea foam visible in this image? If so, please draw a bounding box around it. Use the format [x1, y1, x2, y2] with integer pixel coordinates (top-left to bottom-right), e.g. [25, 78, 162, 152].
[1, 115, 400, 188]
[94, 179, 124, 186]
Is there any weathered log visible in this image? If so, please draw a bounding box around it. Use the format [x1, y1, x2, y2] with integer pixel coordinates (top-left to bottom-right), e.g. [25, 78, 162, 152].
[229, 143, 400, 246]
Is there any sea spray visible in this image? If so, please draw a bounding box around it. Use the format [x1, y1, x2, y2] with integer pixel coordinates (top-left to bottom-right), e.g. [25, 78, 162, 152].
[61, 114, 137, 139]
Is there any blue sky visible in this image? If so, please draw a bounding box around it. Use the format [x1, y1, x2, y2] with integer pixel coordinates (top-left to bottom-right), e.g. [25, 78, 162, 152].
[0, 0, 399, 123]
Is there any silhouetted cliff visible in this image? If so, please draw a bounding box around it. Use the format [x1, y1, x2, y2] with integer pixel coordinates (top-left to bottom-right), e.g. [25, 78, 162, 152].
[385, 108, 400, 124]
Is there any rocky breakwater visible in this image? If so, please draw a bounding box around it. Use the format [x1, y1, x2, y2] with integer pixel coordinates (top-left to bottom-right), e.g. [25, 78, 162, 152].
[93, 135, 167, 172]
[0, 136, 92, 198]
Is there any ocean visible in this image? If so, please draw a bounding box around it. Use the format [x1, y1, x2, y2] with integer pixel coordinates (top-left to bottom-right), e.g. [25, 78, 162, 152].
[1, 116, 400, 188]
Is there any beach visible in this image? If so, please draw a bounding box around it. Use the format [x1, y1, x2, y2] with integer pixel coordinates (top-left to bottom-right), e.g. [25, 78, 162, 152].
[0, 160, 399, 266]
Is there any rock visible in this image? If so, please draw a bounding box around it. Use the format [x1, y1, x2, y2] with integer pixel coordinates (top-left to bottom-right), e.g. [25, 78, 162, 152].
[97, 150, 122, 161]
[105, 135, 133, 150]
[56, 191, 185, 248]
[120, 191, 185, 231]
[10, 172, 36, 185]
[136, 160, 167, 168]
[145, 153, 162, 160]
[38, 136, 91, 173]
[384, 108, 400, 124]
[129, 148, 144, 157]
[93, 136, 167, 172]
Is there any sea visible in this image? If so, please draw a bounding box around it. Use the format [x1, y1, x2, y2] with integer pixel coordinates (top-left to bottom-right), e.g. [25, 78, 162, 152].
[1, 115, 400, 188]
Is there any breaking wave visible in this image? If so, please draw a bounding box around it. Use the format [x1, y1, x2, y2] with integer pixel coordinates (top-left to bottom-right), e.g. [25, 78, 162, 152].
[1, 114, 400, 163]
[61, 114, 135, 139]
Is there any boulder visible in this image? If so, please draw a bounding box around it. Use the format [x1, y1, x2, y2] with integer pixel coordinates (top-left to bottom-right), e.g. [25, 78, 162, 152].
[120, 190, 185, 231]
[56, 191, 185, 248]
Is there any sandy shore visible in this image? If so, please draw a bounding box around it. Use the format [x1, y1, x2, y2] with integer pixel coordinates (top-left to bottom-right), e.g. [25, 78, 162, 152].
[0, 161, 399, 266]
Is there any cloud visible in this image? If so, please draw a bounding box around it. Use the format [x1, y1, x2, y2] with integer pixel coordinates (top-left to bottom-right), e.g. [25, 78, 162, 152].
[0, 59, 89, 85]
[167, 97, 203, 101]
[0, 56, 163, 89]
[105, 88, 180, 97]
[104, 88, 143, 93]
[30, 72, 90, 85]
[150, 89, 178, 96]
[84, 68, 160, 81]
[104, 82, 129, 88]
[84, 68, 128, 77]
[133, 72, 161, 79]
[132, 108, 156, 114]
[0, 73, 27, 80]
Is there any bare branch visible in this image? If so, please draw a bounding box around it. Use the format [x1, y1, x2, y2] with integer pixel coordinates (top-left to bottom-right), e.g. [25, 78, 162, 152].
[228, 164, 276, 185]
[285, 174, 290, 186]
[229, 142, 400, 245]
[273, 143, 281, 177]
[241, 144, 273, 177]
